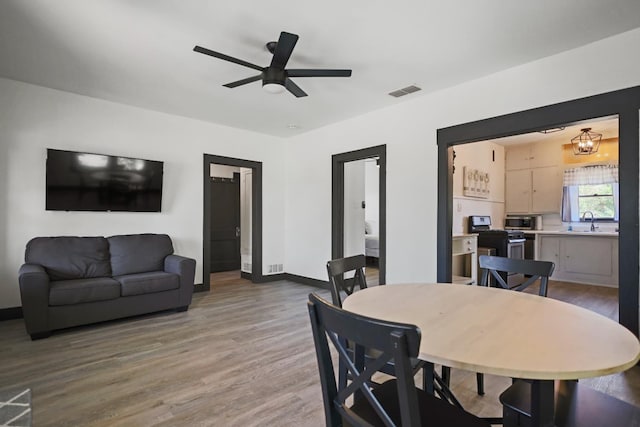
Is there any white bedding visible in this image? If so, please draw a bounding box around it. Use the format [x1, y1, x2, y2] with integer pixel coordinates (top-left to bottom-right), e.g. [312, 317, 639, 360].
[365, 234, 379, 258]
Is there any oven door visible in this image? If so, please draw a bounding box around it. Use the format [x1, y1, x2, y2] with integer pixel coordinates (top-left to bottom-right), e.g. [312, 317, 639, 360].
[507, 238, 526, 260]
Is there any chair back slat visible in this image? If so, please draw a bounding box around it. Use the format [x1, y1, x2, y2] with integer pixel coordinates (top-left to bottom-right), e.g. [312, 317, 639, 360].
[478, 255, 555, 296]
[308, 293, 422, 427]
[327, 254, 368, 307]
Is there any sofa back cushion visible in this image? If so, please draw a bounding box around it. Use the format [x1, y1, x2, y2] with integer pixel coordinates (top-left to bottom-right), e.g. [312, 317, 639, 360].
[108, 234, 174, 276]
[25, 237, 112, 280]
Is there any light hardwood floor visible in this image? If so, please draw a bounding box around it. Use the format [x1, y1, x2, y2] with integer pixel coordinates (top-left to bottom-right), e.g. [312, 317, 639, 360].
[0, 278, 638, 426]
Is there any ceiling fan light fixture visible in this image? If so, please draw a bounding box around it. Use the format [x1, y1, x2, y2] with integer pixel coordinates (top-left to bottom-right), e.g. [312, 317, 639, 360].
[571, 127, 602, 155]
[263, 82, 285, 94]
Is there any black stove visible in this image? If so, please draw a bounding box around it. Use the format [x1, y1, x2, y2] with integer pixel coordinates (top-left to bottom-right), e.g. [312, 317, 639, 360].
[467, 215, 525, 258]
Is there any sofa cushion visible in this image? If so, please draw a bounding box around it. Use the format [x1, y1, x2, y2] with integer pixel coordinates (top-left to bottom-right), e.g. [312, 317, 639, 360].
[49, 277, 121, 306]
[115, 271, 180, 296]
[25, 237, 112, 280]
[108, 234, 174, 276]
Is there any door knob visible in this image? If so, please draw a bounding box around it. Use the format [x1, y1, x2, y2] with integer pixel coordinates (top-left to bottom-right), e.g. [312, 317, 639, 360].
[236, 226, 240, 237]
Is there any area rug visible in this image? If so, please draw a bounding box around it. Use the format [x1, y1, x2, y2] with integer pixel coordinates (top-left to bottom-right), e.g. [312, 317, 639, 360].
[0, 388, 31, 427]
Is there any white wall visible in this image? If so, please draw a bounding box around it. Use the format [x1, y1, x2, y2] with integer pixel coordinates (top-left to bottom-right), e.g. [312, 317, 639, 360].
[365, 160, 380, 235]
[343, 160, 365, 257]
[0, 78, 286, 308]
[284, 28, 640, 284]
[210, 164, 239, 179]
[452, 141, 505, 233]
[240, 168, 252, 273]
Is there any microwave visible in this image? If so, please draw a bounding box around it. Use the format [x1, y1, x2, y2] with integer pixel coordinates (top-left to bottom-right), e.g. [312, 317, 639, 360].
[504, 215, 542, 230]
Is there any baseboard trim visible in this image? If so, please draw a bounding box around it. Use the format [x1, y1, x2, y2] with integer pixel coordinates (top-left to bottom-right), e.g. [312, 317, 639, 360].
[0, 306, 23, 321]
[284, 273, 329, 290]
[240, 271, 252, 280]
[254, 273, 287, 283]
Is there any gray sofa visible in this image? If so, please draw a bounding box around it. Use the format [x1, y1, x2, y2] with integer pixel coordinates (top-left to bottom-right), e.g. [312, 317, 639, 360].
[18, 233, 196, 340]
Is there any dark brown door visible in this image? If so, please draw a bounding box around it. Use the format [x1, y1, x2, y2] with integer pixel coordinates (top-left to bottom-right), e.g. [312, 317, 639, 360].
[210, 174, 241, 272]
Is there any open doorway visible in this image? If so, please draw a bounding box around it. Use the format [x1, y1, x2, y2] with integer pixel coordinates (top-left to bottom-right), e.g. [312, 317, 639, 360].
[202, 154, 262, 291]
[451, 116, 620, 320]
[332, 145, 386, 286]
[436, 86, 640, 336]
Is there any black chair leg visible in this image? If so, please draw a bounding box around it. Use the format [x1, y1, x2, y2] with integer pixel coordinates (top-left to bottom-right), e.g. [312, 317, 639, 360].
[441, 366, 451, 386]
[476, 372, 485, 395]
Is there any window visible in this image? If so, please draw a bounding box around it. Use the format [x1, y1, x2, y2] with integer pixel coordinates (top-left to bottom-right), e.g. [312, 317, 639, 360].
[577, 184, 615, 219]
[562, 183, 619, 222]
[562, 165, 619, 223]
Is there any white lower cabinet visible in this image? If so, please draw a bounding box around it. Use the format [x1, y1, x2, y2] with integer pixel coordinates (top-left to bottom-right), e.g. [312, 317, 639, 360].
[537, 234, 618, 287]
[451, 234, 477, 285]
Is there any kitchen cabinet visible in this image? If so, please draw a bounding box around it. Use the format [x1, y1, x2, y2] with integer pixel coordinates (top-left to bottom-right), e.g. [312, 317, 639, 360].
[505, 141, 561, 171]
[452, 234, 477, 285]
[537, 234, 618, 287]
[505, 141, 562, 214]
[538, 235, 560, 267]
[505, 166, 561, 213]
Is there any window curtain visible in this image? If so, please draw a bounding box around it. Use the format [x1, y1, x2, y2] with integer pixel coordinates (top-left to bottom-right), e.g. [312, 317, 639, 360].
[561, 165, 619, 222]
[562, 164, 619, 186]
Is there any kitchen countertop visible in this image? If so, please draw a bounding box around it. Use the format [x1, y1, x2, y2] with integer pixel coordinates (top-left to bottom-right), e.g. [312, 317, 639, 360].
[520, 229, 619, 237]
[452, 233, 478, 238]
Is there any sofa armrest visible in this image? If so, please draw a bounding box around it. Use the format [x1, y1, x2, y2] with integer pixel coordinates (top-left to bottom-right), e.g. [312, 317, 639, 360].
[18, 263, 51, 335]
[164, 255, 196, 307]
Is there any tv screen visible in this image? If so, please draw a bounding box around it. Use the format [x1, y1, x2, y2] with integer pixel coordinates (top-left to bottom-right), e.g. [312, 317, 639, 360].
[46, 149, 164, 212]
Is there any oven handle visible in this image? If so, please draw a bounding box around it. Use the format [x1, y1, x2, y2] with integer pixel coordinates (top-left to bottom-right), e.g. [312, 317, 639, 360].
[508, 238, 526, 243]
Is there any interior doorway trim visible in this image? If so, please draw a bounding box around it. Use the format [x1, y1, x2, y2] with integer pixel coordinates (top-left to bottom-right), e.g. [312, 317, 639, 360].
[332, 145, 386, 284]
[437, 85, 640, 336]
[202, 154, 263, 290]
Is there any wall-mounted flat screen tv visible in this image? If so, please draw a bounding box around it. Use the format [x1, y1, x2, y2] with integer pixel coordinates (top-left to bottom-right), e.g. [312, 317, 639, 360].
[46, 149, 164, 212]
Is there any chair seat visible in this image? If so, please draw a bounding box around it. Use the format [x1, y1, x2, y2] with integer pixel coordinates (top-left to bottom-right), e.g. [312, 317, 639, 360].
[350, 380, 490, 427]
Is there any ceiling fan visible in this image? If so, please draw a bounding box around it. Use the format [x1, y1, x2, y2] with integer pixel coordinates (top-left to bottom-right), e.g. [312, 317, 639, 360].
[193, 31, 352, 98]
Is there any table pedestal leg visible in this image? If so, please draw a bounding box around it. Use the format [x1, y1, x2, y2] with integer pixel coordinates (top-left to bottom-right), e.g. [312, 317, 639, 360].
[530, 380, 555, 427]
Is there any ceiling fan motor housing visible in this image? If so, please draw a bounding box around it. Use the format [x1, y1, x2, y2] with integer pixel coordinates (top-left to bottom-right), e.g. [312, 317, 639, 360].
[262, 67, 287, 87]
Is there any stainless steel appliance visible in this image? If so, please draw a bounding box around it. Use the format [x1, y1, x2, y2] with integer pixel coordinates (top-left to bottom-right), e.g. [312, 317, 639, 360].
[468, 215, 526, 284]
[504, 215, 542, 230]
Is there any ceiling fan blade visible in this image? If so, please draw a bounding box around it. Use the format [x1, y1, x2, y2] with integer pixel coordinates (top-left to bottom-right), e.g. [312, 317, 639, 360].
[193, 46, 263, 72]
[270, 32, 298, 70]
[284, 78, 308, 98]
[287, 69, 352, 78]
[223, 75, 263, 88]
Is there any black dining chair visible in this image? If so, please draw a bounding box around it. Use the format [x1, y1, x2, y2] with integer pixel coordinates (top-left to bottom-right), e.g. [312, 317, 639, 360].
[307, 293, 491, 427]
[475, 255, 556, 397]
[478, 255, 555, 297]
[326, 254, 369, 308]
[326, 255, 461, 408]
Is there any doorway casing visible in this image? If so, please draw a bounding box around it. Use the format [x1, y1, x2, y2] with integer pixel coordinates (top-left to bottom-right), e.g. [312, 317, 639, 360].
[437, 86, 640, 336]
[202, 154, 262, 290]
[332, 145, 386, 285]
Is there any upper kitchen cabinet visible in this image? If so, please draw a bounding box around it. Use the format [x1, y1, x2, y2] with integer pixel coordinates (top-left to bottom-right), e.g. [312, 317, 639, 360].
[505, 141, 562, 214]
[505, 141, 561, 170]
[505, 167, 561, 213]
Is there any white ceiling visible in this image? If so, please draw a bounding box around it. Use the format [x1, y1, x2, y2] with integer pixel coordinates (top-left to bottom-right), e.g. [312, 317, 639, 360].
[1, 1, 639, 138]
[481, 117, 620, 147]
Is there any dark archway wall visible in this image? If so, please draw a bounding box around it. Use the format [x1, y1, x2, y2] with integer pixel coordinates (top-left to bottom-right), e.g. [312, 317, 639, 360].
[437, 86, 640, 336]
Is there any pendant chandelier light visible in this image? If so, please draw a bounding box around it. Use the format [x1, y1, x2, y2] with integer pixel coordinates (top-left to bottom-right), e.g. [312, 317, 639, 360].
[571, 127, 602, 155]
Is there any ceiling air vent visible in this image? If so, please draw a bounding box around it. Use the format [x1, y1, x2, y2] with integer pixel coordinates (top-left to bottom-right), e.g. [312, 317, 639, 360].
[388, 85, 422, 98]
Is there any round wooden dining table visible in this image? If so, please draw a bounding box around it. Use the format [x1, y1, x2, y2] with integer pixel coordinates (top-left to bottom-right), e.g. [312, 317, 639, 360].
[343, 283, 640, 427]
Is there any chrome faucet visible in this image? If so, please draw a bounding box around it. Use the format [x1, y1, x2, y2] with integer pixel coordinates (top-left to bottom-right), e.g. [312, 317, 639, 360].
[582, 211, 597, 231]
